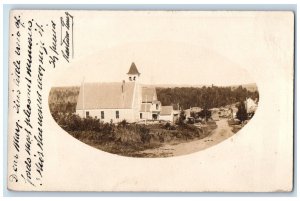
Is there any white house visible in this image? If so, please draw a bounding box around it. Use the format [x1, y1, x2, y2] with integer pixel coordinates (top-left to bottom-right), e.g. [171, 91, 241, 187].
[245, 97, 258, 114]
[209, 108, 220, 121]
[160, 106, 179, 123]
[184, 107, 202, 118]
[76, 62, 165, 123]
[160, 106, 173, 122]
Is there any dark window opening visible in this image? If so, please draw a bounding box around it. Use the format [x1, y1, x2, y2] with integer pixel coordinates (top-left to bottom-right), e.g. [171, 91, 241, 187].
[140, 113, 143, 119]
[152, 114, 158, 120]
[156, 104, 159, 110]
[101, 111, 104, 119]
[86, 111, 89, 117]
[129, 77, 132, 81]
[116, 111, 119, 119]
[133, 76, 136, 81]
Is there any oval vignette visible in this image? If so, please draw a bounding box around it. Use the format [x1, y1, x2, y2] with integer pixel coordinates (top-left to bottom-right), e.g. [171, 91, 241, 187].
[48, 43, 259, 158]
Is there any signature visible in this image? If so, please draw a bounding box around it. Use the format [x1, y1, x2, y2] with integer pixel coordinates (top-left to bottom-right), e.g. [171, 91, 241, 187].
[60, 12, 74, 62]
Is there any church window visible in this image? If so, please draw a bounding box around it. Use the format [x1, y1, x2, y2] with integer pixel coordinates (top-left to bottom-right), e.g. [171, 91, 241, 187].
[101, 111, 104, 119]
[140, 113, 143, 119]
[116, 111, 119, 119]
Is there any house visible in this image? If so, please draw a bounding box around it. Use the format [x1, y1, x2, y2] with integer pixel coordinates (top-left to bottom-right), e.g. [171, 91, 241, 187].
[76, 62, 165, 123]
[218, 107, 231, 118]
[184, 109, 191, 118]
[230, 106, 238, 119]
[210, 108, 220, 121]
[191, 107, 202, 113]
[159, 106, 179, 123]
[140, 88, 161, 121]
[245, 97, 258, 114]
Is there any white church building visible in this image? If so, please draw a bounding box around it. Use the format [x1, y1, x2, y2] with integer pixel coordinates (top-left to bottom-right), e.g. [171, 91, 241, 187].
[76, 63, 175, 123]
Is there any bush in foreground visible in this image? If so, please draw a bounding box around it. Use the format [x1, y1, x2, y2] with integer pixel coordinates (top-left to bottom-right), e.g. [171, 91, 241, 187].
[53, 113, 216, 156]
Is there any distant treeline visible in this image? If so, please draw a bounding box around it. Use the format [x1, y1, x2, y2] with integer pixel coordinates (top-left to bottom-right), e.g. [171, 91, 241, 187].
[156, 85, 259, 110]
[49, 86, 79, 114]
[48, 85, 259, 114]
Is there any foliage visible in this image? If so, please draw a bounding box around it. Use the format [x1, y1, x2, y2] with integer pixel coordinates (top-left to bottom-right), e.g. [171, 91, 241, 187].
[118, 119, 128, 128]
[198, 109, 212, 121]
[190, 112, 197, 119]
[236, 101, 248, 122]
[187, 117, 195, 124]
[49, 87, 79, 114]
[164, 122, 176, 130]
[51, 111, 219, 157]
[177, 110, 186, 125]
[157, 85, 259, 110]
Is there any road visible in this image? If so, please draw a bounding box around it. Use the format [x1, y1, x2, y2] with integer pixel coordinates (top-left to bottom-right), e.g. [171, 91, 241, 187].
[139, 118, 234, 157]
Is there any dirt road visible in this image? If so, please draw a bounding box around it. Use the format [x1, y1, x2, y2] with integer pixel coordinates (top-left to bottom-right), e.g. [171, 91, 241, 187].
[139, 119, 234, 157]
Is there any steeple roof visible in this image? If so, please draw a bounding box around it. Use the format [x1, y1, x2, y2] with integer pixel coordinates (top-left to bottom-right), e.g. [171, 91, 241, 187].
[127, 62, 140, 75]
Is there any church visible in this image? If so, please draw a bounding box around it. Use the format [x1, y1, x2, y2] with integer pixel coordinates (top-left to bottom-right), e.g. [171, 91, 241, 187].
[75, 62, 176, 123]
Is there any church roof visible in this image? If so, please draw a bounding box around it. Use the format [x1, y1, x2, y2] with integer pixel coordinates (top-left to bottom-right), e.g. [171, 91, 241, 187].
[140, 103, 151, 112]
[76, 81, 159, 110]
[76, 82, 136, 110]
[127, 62, 140, 75]
[141, 87, 157, 102]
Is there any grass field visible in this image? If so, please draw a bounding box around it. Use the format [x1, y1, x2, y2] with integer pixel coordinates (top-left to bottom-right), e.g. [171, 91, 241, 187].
[67, 121, 217, 157]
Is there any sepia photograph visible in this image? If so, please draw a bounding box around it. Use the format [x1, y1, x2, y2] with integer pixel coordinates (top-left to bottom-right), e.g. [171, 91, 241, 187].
[7, 9, 293, 192]
[48, 44, 259, 157]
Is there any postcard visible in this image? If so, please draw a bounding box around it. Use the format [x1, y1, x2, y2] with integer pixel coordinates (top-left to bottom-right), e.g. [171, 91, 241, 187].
[7, 10, 294, 192]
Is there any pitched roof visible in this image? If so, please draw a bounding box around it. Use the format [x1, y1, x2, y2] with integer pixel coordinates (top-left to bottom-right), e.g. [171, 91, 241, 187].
[141, 87, 157, 102]
[76, 82, 135, 110]
[140, 103, 151, 112]
[127, 62, 140, 75]
[160, 106, 173, 115]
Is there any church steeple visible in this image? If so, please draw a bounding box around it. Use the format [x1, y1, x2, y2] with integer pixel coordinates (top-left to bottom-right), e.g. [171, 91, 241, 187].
[127, 62, 140, 82]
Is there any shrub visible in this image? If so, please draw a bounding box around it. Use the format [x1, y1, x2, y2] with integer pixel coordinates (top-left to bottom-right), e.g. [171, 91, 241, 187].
[67, 114, 83, 131]
[236, 101, 248, 123]
[198, 109, 211, 121]
[163, 122, 176, 130]
[118, 119, 128, 128]
[187, 118, 195, 124]
[176, 110, 186, 125]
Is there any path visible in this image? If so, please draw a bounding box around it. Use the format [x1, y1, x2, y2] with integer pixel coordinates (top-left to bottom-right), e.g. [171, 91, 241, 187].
[139, 118, 234, 157]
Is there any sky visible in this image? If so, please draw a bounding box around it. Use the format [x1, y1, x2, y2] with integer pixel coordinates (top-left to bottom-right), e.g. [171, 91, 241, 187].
[51, 11, 266, 87]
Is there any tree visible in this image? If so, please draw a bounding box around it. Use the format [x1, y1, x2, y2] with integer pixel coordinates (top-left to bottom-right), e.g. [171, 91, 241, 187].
[236, 101, 248, 123]
[177, 110, 186, 125]
[156, 86, 259, 110]
[198, 109, 211, 121]
[190, 111, 197, 119]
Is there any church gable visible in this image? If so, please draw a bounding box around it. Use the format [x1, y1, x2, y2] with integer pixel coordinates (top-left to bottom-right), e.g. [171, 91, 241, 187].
[141, 87, 157, 102]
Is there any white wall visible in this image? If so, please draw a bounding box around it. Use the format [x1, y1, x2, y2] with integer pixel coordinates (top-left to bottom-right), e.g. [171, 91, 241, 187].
[150, 102, 161, 112]
[159, 114, 173, 122]
[76, 108, 137, 123]
[139, 112, 152, 120]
